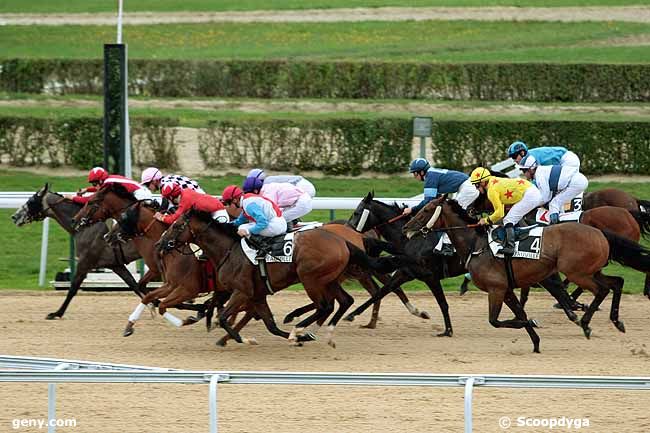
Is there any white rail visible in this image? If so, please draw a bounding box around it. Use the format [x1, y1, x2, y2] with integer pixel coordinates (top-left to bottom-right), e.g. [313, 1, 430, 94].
[1, 356, 650, 433]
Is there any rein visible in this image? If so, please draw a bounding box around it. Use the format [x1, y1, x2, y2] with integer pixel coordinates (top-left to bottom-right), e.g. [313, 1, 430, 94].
[373, 213, 409, 230]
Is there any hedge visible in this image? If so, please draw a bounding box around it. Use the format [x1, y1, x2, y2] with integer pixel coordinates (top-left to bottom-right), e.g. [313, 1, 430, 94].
[0, 117, 180, 169]
[198, 119, 650, 175]
[2, 116, 650, 174]
[2, 59, 650, 102]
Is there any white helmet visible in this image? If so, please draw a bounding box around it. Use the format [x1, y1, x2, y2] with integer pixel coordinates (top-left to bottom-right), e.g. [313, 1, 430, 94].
[517, 154, 538, 170]
[140, 167, 163, 185]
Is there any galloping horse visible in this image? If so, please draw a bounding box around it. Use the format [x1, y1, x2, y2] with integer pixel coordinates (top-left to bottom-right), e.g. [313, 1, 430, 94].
[404, 197, 650, 352]
[108, 200, 229, 337]
[11, 183, 141, 319]
[158, 210, 390, 347]
[345, 192, 577, 337]
[583, 188, 650, 213]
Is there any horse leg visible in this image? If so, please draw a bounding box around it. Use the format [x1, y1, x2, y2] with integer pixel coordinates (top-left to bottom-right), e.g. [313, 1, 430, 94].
[422, 276, 453, 337]
[217, 290, 249, 344]
[644, 273, 650, 300]
[251, 300, 292, 341]
[215, 312, 255, 347]
[519, 286, 529, 308]
[289, 299, 333, 345]
[503, 290, 541, 354]
[488, 289, 540, 353]
[354, 276, 381, 329]
[123, 284, 173, 337]
[605, 275, 626, 333]
[136, 269, 158, 296]
[47, 269, 88, 320]
[539, 274, 579, 323]
[573, 274, 610, 339]
[324, 285, 355, 348]
[459, 275, 471, 295]
[369, 272, 430, 321]
[345, 270, 410, 320]
[111, 264, 143, 298]
[283, 302, 316, 324]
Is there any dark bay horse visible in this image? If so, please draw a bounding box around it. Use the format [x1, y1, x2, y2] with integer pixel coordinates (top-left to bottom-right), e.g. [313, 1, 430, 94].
[158, 210, 390, 347]
[282, 222, 431, 329]
[107, 200, 228, 337]
[583, 188, 650, 213]
[404, 197, 650, 352]
[345, 192, 577, 337]
[11, 183, 141, 319]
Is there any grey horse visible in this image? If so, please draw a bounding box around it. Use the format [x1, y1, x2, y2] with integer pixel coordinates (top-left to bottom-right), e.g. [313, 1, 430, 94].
[11, 183, 143, 319]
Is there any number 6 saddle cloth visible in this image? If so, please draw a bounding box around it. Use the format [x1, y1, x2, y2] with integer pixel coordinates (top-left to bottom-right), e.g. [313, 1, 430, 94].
[241, 222, 322, 264]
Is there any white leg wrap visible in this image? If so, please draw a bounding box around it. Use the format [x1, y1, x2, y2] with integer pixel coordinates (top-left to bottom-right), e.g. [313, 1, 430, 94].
[163, 312, 183, 327]
[128, 303, 147, 322]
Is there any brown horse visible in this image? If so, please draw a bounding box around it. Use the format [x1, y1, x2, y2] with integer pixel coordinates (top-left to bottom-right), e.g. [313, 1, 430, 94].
[109, 200, 232, 337]
[404, 197, 650, 352]
[583, 188, 650, 213]
[158, 210, 390, 347]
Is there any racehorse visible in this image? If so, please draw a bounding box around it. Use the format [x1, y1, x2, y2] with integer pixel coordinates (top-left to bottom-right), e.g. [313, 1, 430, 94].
[404, 196, 650, 352]
[11, 183, 141, 319]
[583, 188, 650, 213]
[107, 200, 228, 337]
[345, 192, 578, 337]
[282, 221, 431, 329]
[158, 209, 391, 347]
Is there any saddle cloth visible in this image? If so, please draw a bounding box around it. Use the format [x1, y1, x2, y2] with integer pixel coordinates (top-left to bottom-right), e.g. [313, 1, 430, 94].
[241, 222, 322, 264]
[535, 209, 582, 225]
[488, 225, 544, 260]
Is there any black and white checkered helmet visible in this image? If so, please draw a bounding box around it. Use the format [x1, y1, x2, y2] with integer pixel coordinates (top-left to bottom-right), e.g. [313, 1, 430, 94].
[159, 174, 204, 194]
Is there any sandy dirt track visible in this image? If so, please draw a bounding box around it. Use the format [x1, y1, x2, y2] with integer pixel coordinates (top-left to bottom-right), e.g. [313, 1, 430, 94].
[2, 6, 650, 25]
[1, 290, 649, 433]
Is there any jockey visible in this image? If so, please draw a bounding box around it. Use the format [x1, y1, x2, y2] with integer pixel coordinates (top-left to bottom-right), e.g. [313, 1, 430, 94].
[245, 168, 316, 198]
[471, 167, 541, 256]
[507, 141, 581, 169]
[153, 183, 228, 226]
[221, 184, 287, 241]
[140, 167, 204, 194]
[517, 154, 588, 225]
[403, 158, 478, 215]
[68, 167, 151, 204]
[242, 176, 312, 231]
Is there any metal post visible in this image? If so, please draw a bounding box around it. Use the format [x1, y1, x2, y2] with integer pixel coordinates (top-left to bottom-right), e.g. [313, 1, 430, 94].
[39, 218, 49, 287]
[116, 0, 123, 44]
[463, 377, 475, 433]
[329, 209, 335, 221]
[209, 374, 219, 433]
[68, 237, 76, 281]
[48, 363, 71, 433]
[420, 136, 426, 159]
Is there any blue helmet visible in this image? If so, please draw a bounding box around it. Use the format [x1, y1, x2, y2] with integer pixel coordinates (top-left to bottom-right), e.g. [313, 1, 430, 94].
[409, 158, 430, 173]
[507, 141, 528, 158]
[246, 168, 266, 180]
[242, 176, 264, 193]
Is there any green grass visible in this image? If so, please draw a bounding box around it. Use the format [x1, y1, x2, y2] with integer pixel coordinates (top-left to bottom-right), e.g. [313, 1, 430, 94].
[2, 0, 649, 13]
[2, 169, 650, 293]
[2, 102, 649, 126]
[2, 21, 650, 63]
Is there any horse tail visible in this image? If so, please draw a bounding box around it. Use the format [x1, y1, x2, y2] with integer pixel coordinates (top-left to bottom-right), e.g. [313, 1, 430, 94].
[362, 237, 402, 257]
[636, 198, 650, 214]
[345, 241, 408, 274]
[602, 229, 650, 272]
[629, 209, 650, 239]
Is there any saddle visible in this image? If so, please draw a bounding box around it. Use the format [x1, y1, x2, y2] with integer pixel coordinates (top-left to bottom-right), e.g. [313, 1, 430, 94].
[246, 234, 288, 259]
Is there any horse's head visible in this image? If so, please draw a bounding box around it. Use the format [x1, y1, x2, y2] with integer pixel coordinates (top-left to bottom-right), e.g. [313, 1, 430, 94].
[348, 191, 396, 232]
[72, 183, 134, 231]
[403, 196, 447, 239]
[158, 211, 194, 255]
[12, 183, 51, 226]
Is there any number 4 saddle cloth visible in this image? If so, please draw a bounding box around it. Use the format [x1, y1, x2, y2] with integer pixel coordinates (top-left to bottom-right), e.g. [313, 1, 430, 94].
[241, 222, 322, 264]
[489, 225, 544, 260]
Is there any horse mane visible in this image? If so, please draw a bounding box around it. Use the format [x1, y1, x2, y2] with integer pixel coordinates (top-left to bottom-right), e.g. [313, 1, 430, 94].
[446, 199, 479, 224]
[190, 209, 239, 238]
[102, 182, 136, 201]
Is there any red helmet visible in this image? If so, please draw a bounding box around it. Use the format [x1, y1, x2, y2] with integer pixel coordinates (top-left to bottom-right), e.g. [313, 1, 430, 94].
[88, 167, 109, 183]
[221, 185, 243, 203]
[161, 183, 182, 199]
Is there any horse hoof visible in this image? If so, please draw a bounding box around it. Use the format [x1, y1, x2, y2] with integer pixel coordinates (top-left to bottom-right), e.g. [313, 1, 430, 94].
[215, 338, 227, 347]
[529, 319, 539, 328]
[552, 302, 563, 310]
[297, 332, 316, 343]
[283, 315, 295, 324]
[123, 328, 134, 337]
[343, 314, 355, 322]
[419, 311, 431, 320]
[360, 323, 376, 329]
[243, 337, 259, 345]
[459, 284, 469, 296]
[614, 321, 626, 333]
[45, 313, 60, 320]
[437, 329, 453, 337]
[327, 340, 336, 349]
[183, 316, 199, 326]
[533, 347, 541, 354]
[582, 326, 592, 339]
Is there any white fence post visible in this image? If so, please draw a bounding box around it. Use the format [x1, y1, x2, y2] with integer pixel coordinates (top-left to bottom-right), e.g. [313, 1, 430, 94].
[39, 218, 49, 287]
[48, 363, 73, 433]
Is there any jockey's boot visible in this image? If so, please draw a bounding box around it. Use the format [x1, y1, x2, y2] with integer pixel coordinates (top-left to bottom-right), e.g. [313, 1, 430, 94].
[250, 235, 272, 259]
[498, 223, 516, 256]
[286, 220, 294, 232]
